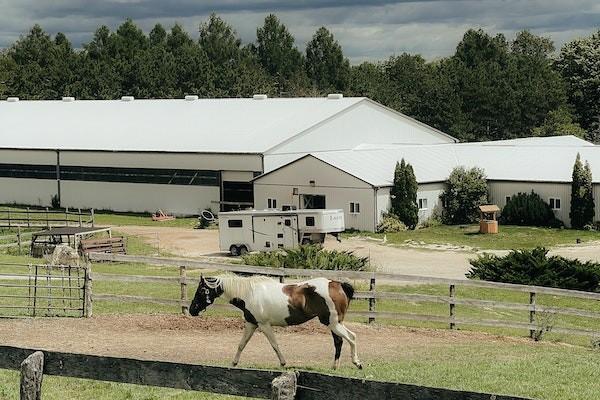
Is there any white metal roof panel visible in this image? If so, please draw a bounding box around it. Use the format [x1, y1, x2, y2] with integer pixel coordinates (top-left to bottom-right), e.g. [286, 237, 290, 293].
[0, 97, 365, 153]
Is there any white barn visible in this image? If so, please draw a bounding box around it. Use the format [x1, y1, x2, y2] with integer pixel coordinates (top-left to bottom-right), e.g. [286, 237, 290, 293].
[0, 95, 456, 214]
[254, 136, 600, 231]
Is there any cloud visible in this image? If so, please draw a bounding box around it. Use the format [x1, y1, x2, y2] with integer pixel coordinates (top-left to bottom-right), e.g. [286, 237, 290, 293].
[0, 0, 597, 62]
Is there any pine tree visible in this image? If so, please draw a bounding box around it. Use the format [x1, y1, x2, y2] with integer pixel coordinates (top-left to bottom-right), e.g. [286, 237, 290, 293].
[390, 159, 419, 229]
[570, 153, 595, 228]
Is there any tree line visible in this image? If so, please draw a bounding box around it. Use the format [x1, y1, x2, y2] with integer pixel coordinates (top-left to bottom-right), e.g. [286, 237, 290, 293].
[0, 14, 598, 143]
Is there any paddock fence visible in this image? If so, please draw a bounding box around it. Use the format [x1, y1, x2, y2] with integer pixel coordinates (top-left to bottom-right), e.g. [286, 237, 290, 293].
[89, 253, 600, 339]
[0, 262, 91, 318]
[0, 207, 94, 229]
[1, 345, 531, 400]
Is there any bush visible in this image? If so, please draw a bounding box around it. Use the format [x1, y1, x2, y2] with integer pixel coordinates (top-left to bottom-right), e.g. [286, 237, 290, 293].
[377, 213, 407, 233]
[242, 245, 369, 271]
[501, 192, 563, 227]
[467, 247, 600, 292]
[440, 166, 488, 224]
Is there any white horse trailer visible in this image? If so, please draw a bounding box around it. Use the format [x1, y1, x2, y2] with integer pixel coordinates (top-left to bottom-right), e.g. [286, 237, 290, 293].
[218, 209, 345, 255]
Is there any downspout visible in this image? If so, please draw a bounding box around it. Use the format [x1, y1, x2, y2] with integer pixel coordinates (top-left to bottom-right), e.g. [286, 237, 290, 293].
[56, 150, 61, 207]
[373, 186, 378, 233]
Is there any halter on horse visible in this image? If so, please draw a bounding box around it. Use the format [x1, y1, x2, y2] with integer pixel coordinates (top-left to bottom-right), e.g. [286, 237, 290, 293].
[189, 274, 362, 369]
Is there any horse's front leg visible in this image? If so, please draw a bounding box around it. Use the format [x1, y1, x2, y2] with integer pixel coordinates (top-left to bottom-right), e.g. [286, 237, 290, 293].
[232, 322, 257, 367]
[259, 323, 286, 367]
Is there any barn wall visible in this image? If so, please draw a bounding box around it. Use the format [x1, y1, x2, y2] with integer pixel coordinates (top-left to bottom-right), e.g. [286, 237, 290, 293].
[61, 181, 218, 215]
[0, 149, 58, 206]
[488, 181, 573, 226]
[416, 182, 445, 223]
[253, 156, 377, 231]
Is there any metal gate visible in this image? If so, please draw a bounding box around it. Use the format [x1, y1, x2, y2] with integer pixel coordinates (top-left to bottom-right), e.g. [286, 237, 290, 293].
[0, 262, 90, 318]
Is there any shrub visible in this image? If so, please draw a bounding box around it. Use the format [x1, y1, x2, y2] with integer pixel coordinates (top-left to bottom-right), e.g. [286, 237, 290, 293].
[467, 247, 600, 292]
[570, 153, 595, 229]
[501, 191, 563, 227]
[377, 213, 407, 233]
[440, 166, 488, 224]
[242, 244, 369, 271]
[390, 159, 419, 229]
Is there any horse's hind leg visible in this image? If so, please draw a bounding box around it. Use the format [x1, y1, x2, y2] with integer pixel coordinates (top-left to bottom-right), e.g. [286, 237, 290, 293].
[330, 323, 362, 369]
[259, 323, 287, 367]
[331, 332, 343, 370]
[232, 322, 257, 367]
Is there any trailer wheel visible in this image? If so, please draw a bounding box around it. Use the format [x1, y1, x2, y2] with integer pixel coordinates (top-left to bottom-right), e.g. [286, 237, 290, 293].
[229, 245, 240, 256]
[238, 245, 248, 255]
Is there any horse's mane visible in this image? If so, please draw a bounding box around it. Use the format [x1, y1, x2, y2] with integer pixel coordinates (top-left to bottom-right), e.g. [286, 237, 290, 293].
[207, 274, 274, 300]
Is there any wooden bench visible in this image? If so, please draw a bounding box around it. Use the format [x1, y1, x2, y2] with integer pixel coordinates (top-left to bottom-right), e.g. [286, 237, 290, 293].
[80, 237, 126, 255]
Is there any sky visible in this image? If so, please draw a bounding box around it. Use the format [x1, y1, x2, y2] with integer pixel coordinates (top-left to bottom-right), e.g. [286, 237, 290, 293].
[0, 0, 598, 63]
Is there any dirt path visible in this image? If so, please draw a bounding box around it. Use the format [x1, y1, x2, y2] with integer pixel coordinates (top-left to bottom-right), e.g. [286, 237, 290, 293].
[112, 225, 600, 280]
[0, 315, 529, 369]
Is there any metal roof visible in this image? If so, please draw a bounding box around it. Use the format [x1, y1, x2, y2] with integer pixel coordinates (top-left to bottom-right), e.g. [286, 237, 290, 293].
[260, 136, 600, 187]
[0, 97, 366, 153]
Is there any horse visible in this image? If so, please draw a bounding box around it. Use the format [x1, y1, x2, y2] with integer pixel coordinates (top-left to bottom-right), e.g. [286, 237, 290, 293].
[189, 274, 362, 369]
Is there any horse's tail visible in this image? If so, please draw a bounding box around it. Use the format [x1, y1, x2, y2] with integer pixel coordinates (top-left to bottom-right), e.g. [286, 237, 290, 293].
[340, 281, 355, 302]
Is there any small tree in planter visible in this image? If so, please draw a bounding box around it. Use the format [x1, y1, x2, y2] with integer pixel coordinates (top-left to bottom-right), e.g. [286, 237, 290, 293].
[440, 166, 488, 224]
[570, 153, 595, 229]
[390, 159, 419, 229]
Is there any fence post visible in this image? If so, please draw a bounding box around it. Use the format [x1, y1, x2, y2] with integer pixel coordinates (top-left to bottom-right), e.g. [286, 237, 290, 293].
[20, 351, 44, 400]
[529, 291, 536, 339]
[45, 207, 49, 229]
[65, 207, 69, 227]
[7, 208, 11, 229]
[78, 208, 82, 227]
[91, 209, 95, 227]
[180, 266, 189, 315]
[26, 207, 31, 228]
[17, 226, 22, 255]
[271, 372, 297, 400]
[84, 263, 93, 318]
[449, 284, 456, 329]
[368, 276, 376, 324]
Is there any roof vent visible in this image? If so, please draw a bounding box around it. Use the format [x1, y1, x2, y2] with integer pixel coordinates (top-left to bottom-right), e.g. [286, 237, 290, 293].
[62, 97, 75, 102]
[121, 96, 134, 102]
[253, 94, 268, 100]
[327, 93, 343, 100]
[6, 97, 19, 103]
[185, 95, 199, 101]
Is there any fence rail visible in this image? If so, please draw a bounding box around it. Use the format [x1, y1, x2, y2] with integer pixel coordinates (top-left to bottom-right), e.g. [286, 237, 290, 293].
[0, 345, 530, 400]
[89, 253, 600, 339]
[0, 207, 94, 228]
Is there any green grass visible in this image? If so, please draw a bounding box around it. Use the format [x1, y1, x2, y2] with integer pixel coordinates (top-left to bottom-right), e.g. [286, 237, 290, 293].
[352, 224, 600, 250]
[0, 339, 599, 400]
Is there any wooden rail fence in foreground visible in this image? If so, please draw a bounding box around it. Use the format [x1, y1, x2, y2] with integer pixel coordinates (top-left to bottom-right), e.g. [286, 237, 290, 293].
[0, 207, 94, 229]
[1, 345, 530, 400]
[89, 253, 600, 339]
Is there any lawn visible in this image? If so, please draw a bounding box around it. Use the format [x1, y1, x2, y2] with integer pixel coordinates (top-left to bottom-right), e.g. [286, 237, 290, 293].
[0, 337, 599, 400]
[354, 224, 600, 250]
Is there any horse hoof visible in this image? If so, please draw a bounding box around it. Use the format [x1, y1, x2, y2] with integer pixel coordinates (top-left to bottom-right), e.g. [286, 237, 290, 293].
[280, 363, 286, 368]
[231, 362, 238, 367]
[357, 363, 363, 370]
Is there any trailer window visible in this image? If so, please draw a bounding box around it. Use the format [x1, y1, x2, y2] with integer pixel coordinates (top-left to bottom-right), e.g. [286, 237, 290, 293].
[228, 219, 243, 228]
[305, 216, 315, 226]
[284, 219, 292, 226]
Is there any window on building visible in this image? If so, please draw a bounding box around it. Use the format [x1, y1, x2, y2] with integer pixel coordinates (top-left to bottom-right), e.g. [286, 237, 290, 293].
[0, 163, 56, 180]
[549, 198, 561, 210]
[267, 198, 277, 209]
[418, 198, 428, 210]
[350, 202, 360, 214]
[506, 196, 511, 205]
[302, 194, 326, 209]
[59, 165, 220, 186]
[227, 219, 243, 228]
[282, 205, 296, 211]
[305, 216, 315, 226]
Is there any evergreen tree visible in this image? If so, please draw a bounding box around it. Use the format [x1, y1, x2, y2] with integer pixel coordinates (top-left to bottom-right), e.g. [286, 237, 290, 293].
[532, 106, 586, 137]
[570, 154, 595, 228]
[390, 159, 419, 229]
[255, 14, 304, 92]
[305, 27, 350, 92]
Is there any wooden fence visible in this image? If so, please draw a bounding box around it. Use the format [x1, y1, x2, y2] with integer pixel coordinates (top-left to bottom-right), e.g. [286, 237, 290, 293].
[1, 345, 530, 400]
[89, 253, 600, 339]
[0, 207, 94, 229]
[80, 237, 126, 255]
[0, 262, 91, 318]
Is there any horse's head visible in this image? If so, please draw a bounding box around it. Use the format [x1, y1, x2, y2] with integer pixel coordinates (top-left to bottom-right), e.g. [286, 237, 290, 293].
[189, 275, 223, 316]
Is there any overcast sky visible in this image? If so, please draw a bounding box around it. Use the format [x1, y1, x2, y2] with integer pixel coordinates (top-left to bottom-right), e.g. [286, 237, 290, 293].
[0, 0, 598, 62]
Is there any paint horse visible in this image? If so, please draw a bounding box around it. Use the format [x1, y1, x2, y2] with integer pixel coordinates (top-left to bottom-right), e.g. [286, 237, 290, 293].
[189, 275, 362, 369]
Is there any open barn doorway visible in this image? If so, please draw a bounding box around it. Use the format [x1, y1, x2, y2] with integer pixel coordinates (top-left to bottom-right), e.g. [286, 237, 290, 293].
[221, 181, 254, 211]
